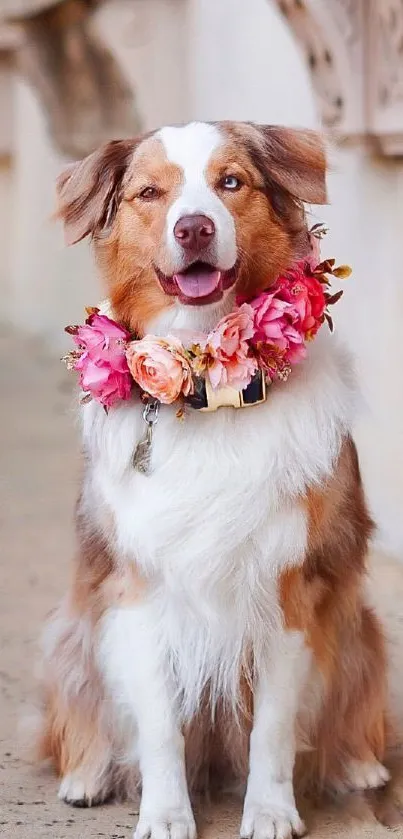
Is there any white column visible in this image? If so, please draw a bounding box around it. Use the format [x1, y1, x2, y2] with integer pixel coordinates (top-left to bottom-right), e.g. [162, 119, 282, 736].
[8, 77, 98, 350]
[186, 0, 318, 126]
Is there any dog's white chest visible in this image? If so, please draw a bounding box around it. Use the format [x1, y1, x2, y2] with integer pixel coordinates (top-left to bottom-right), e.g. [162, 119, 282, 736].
[84, 336, 352, 595]
[83, 336, 354, 714]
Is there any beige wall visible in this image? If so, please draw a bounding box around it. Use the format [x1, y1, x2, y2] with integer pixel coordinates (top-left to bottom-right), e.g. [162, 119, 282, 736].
[187, 0, 318, 126]
[0, 157, 13, 312]
[96, 0, 190, 131]
[0, 52, 14, 314]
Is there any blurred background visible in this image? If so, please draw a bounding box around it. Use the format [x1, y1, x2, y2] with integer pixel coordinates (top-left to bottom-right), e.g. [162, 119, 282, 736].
[0, 0, 402, 560]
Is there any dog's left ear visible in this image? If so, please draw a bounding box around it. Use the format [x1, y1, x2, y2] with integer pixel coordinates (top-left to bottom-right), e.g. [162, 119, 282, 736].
[254, 125, 328, 205]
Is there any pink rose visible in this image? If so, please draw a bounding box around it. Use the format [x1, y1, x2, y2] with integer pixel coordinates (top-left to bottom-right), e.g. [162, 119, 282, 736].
[126, 336, 194, 404]
[209, 304, 255, 355]
[207, 352, 258, 390]
[248, 291, 305, 367]
[202, 304, 258, 390]
[248, 292, 291, 349]
[273, 268, 326, 339]
[71, 313, 132, 408]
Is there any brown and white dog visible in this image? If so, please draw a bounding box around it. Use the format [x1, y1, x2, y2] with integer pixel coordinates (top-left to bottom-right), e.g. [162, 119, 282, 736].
[38, 121, 389, 839]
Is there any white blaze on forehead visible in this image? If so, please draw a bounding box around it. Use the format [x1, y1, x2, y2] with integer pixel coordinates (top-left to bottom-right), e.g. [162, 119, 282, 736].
[157, 122, 237, 272]
[158, 122, 222, 174]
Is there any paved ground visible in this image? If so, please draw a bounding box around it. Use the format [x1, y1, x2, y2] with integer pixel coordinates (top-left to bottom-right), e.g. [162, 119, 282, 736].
[2, 325, 403, 839]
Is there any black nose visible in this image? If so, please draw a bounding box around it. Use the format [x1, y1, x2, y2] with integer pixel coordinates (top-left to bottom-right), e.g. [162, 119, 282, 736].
[173, 214, 215, 252]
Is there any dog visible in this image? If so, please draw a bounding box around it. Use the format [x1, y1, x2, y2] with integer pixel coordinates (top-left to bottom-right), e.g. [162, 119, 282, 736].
[37, 121, 390, 839]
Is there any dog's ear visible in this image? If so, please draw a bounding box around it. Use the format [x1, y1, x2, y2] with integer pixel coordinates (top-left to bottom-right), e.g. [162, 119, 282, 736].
[56, 139, 137, 246]
[251, 125, 328, 205]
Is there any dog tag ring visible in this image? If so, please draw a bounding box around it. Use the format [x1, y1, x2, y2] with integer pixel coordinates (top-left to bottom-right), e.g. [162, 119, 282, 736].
[132, 400, 160, 475]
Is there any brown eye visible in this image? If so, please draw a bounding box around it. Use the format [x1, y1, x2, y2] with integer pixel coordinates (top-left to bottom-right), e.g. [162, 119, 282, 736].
[221, 174, 242, 191]
[139, 186, 160, 201]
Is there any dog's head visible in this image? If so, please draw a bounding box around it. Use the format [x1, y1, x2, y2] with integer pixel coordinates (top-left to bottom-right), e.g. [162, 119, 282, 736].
[57, 121, 327, 334]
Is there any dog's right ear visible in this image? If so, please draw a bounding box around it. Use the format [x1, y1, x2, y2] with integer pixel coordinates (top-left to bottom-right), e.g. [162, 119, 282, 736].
[56, 139, 137, 246]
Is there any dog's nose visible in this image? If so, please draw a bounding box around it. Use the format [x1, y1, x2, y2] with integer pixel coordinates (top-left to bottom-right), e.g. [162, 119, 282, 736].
[173, 214, 215, 252]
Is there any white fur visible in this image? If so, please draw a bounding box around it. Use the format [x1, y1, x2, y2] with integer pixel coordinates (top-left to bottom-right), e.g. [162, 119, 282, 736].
[58, 771, 102, 806]
[98, 605, 196, 839]
[86, 330, 354, 724]
[241, 630, 309, 839]
[59, 772, 89, 803]
[158, 123, 237, 272]
[343, 759, 390, 792]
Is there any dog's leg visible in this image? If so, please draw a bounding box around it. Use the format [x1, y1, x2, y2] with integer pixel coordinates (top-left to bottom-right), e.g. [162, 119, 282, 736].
[99, 602, 196, 839]
[240, 629, 308, 839]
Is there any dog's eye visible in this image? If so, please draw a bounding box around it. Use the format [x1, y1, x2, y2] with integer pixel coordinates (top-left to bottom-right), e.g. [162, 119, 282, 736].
[138, 186, 160, 201]
[221, 175, 242, 191]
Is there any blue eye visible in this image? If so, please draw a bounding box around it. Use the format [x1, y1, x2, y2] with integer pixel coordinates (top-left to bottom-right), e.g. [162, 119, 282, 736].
[222, 175, 242, 191]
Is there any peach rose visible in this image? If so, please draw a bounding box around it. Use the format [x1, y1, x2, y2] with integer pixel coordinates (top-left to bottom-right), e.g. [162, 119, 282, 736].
[203, 304, 258, 390]
[126, 336, 193, 404]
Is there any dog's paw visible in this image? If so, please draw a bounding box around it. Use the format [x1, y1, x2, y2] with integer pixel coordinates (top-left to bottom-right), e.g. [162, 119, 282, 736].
[241, 778, 306, 839]
[134, 807, 197, 839]
[345, 759, 390, 791]
[58, 770, 107, 807]
[240, 801, 306, 839]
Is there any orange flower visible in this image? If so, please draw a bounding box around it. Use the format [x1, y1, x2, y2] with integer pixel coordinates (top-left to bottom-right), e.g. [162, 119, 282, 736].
[126, 336, 193, 404]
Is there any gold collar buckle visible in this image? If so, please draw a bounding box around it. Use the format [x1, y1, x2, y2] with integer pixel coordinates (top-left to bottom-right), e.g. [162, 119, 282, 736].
[188, 369, 267, 413]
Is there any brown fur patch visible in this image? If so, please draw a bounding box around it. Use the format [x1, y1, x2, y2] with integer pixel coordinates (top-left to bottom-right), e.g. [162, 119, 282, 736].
[205, 142, 294, 298]
[218, 122, 327, 297]
[279, 437, 387, 791]
[100, 137, 184, 334]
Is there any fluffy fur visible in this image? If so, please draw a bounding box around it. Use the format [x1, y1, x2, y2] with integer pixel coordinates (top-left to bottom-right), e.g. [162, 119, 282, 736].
[37, 122, 389, 839]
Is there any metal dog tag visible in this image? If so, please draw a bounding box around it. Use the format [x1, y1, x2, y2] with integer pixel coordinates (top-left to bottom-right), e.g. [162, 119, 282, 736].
[132, 400, 160, 475]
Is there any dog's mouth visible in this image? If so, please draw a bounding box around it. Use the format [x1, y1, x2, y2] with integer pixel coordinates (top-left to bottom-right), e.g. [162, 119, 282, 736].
[155, 261, 238, 306]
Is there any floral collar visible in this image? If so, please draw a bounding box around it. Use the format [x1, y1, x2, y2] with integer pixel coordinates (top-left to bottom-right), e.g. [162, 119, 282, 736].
[63, 226, 350, 417]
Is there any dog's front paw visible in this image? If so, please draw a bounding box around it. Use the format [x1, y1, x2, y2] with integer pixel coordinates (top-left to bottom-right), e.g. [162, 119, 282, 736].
[58, 770, 108, 807]
[241, 782, 306, 839]
[134, 806, 197, 839]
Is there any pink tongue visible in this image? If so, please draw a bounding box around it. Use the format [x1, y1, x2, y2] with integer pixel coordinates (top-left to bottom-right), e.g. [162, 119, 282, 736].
[174, 269, 221, 299]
